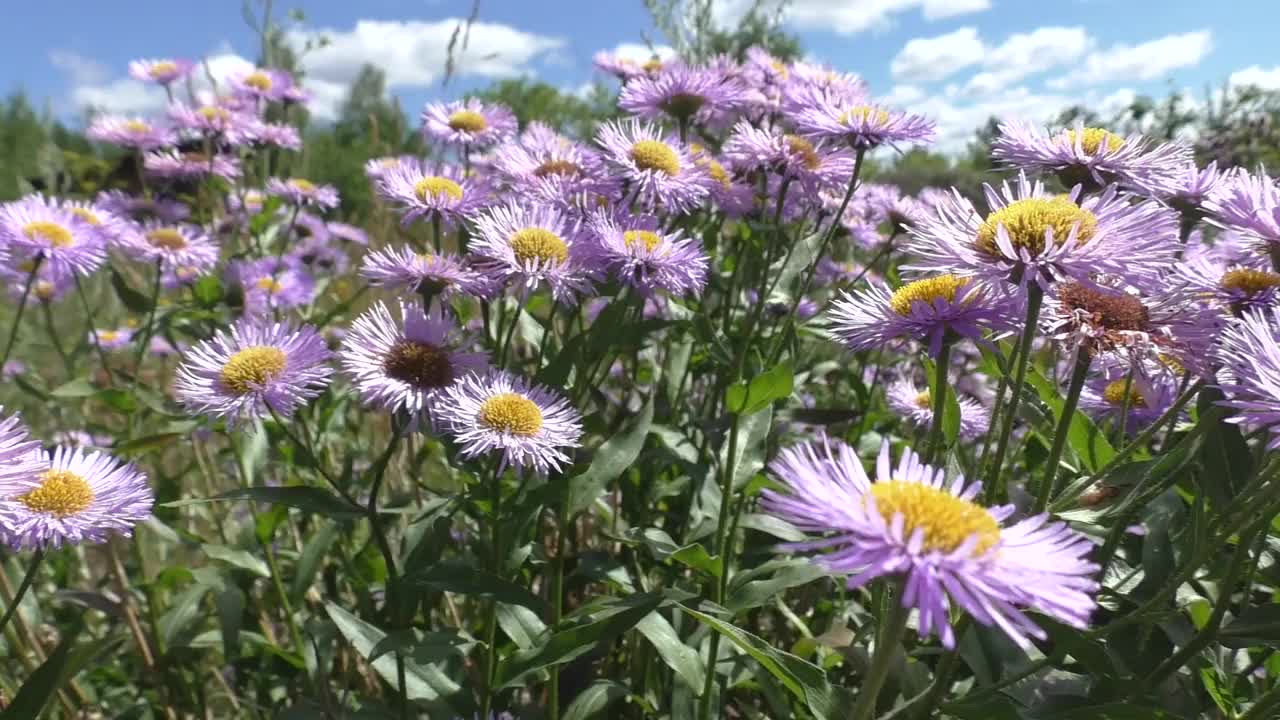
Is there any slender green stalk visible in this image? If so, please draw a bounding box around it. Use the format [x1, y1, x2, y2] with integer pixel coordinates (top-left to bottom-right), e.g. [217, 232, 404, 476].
[365, 420, 408, 719]
[851, 582, 911, 720]
[1035, 347, 1091, 512]
[40, 301, 72, 377]
[547, 493, 570, 720]
[698, 411, 743, 720]
[0, 549, 46, 640]
[132, 259, 164, 372]
[479, 466, 504, 720]
[985, 283, 1043, 504]
[924, 341, 953, 465]
[535, 297, 559, 369]
[1113, 360, 1137, 445]
[0, 257, 43, 371]
[1240, 683, 1280, 720]
[73, 273, 115, 387]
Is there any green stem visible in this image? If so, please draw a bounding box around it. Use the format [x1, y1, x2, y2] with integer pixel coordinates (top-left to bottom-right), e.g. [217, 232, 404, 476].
[1113, 360, 1137, 445]
[698, 411, 744, 720]
[0, 258, 42, 371]
[73, 273, 115, 387]
[985, 283, 1043, 504]
[925, 341, 953, 465]
[1035, 346, 1091, 512]
[480, 466, 504, 720]
[547, 494, 569, 720]
[40, 301, 72, 377]
[851, 582, 911, 720]
[1240, 683, 1280, 720]
[0, 549, 45, 640]
[132, 259, 164, 373]
[366, 420, 408, 719]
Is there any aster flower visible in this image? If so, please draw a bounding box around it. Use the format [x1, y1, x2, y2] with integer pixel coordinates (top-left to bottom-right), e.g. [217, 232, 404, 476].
[886, 378, 990, 441]
[375, 162, 490, 228]
[365, 155, 419, 182]
[722, 121, 856, 192]
[491, 125, 616, 209]
[289, 234, 349, 274]
[120, 221, 219, 272]
[421, 99, 517, 148]
[266, 177, 340, 209]
[593, 50, 666, 79]
[86, 115, 176, 150]
[0, 446, 153, 549]
[618, 65, 748, 127]
[1173, 254, 1280, 314]
[340, 302, 488, 419]
[762, 438, 1098, 649]
[360, 246, 485, 300]
[1215, 307, 1280, 449]
[470, 202, 598, 303]
[228, 68, 294, 103]
[97, 190, 191, 223]
[816, 257, 876, 288]
[0, 410, 44, 485]
[90, 327, 134, 351]
[1078, 364, 1179, 436]
[906, 173, 1179, 290]
[1204, 168, 1280, 246]
[144, 150, 241, 180]
[437, 370, 583, 474]
[327, 221, 369, 246]
[174, 318, 332, 425]
[596, 119, 712, 214]
[1041, 280, 1212, 366]
[57, 198, 135, 248]
[232, 120, 303, 150]
[687, 143, 754, 217]
[229, 258, 316, 314]
[1164, 161, 1223, 220]
[588, 213, 707, 296]
[792, 99, 934, 150]
[828, 274, 1015, 356]
[128, 58, 195, 86]
[0, 257, 73, 303]
[992, 121, 1191, 194]
[0, 195, 106, 277]
[168, 102, 254, 137]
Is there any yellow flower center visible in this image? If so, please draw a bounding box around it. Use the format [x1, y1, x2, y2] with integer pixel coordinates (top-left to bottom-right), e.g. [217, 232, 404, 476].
[19, 469, 95, 517]
[146, 228, 187, 250]
[1103, 380, 1146, 408]
[383, 340, 453, 389]
[913, 390, 932, 409]
[1063, 127, 1125, 155]
[784, 135, 821, 171]
[198, 106, 231, 123]
[70, 208, 101, 226]
[414, 177, 463, 202]
[1220, 269, 1280, 296]
[124, 120, 152, 134]
[220, 346, 287, 395]
[975, 197, 1098, 258]
[33, 281, 55, 300]
[869, 481, 1000, 555]
[255, 277, 283, 294]
[23, 221, 74, 248]
[888, 274, 968, 315]
[98, 330, 120, 343]
[771, 60, 789, 78]
[642, 58, 663, 73]
[447, 110, 489, 133]
[623, 230, 662, 252]
[289, 178, 317, 193]
[149, 61, 179, 79]
[244, 71, 274, 92]
[534, 159, 582, 178]
[629, 140, 681, 176]
[478, 393, 543, 436]
[706, 159, 730, 189]
[509, 227, 570, 265]
[838, 105, 890, 127]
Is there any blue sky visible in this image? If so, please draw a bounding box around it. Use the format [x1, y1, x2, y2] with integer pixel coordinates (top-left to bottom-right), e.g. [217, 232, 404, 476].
[8, 0, 1280, 150]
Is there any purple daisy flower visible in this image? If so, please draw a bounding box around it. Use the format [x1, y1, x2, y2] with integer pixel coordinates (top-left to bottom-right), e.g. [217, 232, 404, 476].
[1078, 364, 1179, 437]
[56, 198, 135, 248]
[0, 446, 152, 550]
[289, 234, 349, 274]
[470, 202, 599, 303]
[1164, 161, 1223, 219]
[1173, 254, 1280, 313]
[1204, 168, 1280, 246]
[593, 50, 666, 79]
[491, 124, 617, 210]
[365, 155, 419, 182]
[792, 98, 934, 150]
[687, 143, 754, 217]
[375, 162, 490, 229]
[886, 378, 989, 441]
[90, 327, 134, 351]
[174, 318, 332, 425]
[992, 121, 1191, 195]
[596, 119, 712, 214]
[0, 195, 106, 277]
[0, 256, 73, 304]
[128, 58, 195, 86]
[906, 173, 1179, 290]
[588, 212, 708, 297]
[360, 246, 485, 300]
[232, 119, 302, 150]
[144, 150, 241, 180]
[327, 221, 369, 246]
[340, 302, 488, 420]
[828, 274, 1016, 356]
[816, 257, 877, 288]
[86, 115, 176, 150]
[1041, 280, 1210, 365]
[97, 190, 190, 224]
[421, 99, 517, 148]
[437, 370, 583, 474]
[167, 102, 254, 137]
[761, 438, 1098, 649]
[722, 121, 856, 192]
[230, 258, 316, 314]
[121, 221, 219, 272]
[266, 177, 340, 210]
[1215, 307, 1280, 449]
[618, 64, 748, 127]
[0, 410, 44, 486]
[228, 68, 294, 103]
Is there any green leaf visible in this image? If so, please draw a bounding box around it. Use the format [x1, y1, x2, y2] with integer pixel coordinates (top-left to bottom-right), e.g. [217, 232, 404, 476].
[566, 393, 654, 517]
[111, 267, 155, 313]
[727, 559, 826, 612]
[495, 592, 665, 688]
[629, 528, 722, 577]
[49, 377, 97, 398]
[202, 543, 270, 577]
[636, 611, 706, 690]
[193, 276, 224, 307]
[720, 406, 773, 491]
[159, 583, 213, 647]
[496, 603, 548, 651]
[1220, 603, 1280, 648]
[324, 603, 462, 702]
[726, 362, 793, 415]
[95, 388, 138, 413]
[290, 520, 340, 602]
[215, 585, 244, 662]
[164, 485, 364, 519]
[406, 561, 548, 613]
[1026, 366, 1115, 472]
[113, 433, 183, 456]
[0, 620, 85, 719]
[562, 680, 631, 720]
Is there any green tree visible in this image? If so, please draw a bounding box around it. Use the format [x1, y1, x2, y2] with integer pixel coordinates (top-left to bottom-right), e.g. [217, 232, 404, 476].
[470, 78, 617, 139]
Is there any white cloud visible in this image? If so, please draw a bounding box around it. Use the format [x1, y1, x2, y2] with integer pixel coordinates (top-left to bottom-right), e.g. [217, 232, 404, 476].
[1229, 65, 1280, 90]
[49, 50, 109, 86]
[963, 26, 1091, 95]
[890, 27, 984, 83]
[606, 43, 677, 64]
[921, 0, 991, 20]
[883, 84, 926, 105]
[715, 0, 989, 36]
[54, 48, 256, 116]
[1048, 30, 1213, 89]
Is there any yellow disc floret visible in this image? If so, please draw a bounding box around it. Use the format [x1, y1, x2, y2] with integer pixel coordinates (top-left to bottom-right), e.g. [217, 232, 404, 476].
[629, 140, 681, 176]
[1103, 380, 1146, 408]
[220, 346, 287, 395]
[478, 393, 543, 436]
[23, 221, 74, 248]
[1221, 269, 1280, 296]
[623, 230, 662, 252]
[1063, 127, 1125, 155]
[509, 228, 570, 265]
[889, 275, 968, 315]
[244, 71, 274, 92]
[414, 177, 464, 202]
[838, 105, 891, 127]
[784, 135, 821, 171]
[20, 469, 95, 517]
[975, 197, 1098, 258]
[447, 110, 489, 133]
[869, 481, 1000, 555]
[146, 228, 187, 250]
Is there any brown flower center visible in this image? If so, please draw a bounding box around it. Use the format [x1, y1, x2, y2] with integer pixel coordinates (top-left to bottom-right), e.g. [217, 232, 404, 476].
[382, 340, 454, 389]
[1057, 282, 1150, 332]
